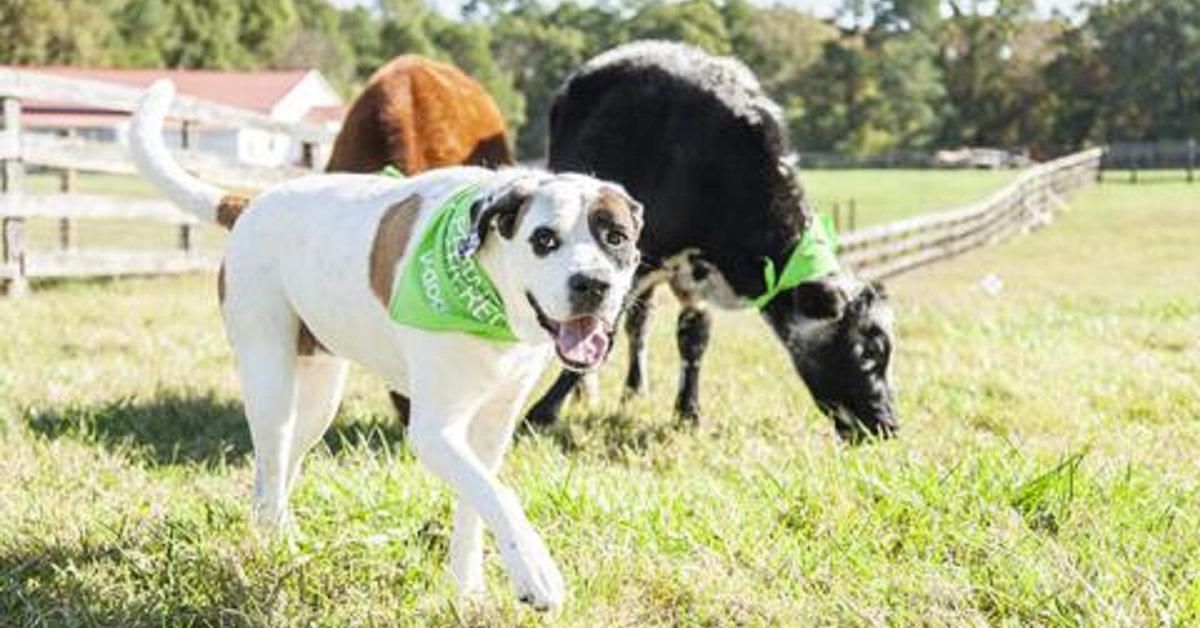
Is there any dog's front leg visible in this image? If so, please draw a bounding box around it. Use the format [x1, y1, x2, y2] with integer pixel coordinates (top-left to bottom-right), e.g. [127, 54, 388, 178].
[408, 414, 564, 610]
[449, 375, 544, 598]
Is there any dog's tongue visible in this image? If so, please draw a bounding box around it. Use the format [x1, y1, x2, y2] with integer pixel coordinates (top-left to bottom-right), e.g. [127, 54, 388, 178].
[556, 316, 609, 368]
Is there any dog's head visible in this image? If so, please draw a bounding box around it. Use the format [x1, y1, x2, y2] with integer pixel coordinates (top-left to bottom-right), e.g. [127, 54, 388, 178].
[469, 172, 643, 371]
[762, 277, 898, 443]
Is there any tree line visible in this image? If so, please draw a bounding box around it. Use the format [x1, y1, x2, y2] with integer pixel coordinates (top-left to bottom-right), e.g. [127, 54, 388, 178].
[1, 0, 1196, 159]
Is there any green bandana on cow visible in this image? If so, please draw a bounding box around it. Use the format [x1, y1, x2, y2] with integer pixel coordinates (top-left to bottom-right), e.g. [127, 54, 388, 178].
[752, 213, 841, 310]
[388, 184, 518, 342]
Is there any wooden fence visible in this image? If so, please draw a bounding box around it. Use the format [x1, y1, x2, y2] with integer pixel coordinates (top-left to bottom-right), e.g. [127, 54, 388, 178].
[839, 148, 1103, 280]
[0, 68, 1103, 296]
[1100, 139, 1195, 183]
[0, 69, 334, 296]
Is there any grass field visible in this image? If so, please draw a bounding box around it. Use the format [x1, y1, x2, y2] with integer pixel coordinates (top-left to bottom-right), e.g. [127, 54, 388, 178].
[15, 168, 1020, 249]
[1, 177, 1198, 626]
[799, 169, 1018, 227]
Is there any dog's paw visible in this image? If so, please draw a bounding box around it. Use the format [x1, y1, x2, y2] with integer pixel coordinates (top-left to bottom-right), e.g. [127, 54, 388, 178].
[499, 531, 565, 611]
[451, 557, 487, 600]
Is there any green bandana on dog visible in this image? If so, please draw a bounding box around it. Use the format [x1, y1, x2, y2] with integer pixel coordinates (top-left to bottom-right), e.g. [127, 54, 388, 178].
[752, 213, 841, 309]
[388, 184, 518, 341]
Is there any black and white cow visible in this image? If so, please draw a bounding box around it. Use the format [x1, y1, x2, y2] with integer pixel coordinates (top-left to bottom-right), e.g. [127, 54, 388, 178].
[525, 41, 898, 441]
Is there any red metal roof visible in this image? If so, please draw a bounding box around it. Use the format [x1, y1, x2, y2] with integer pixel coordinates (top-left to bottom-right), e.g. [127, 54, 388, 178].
[304, 104, 347, 124]
[9, 66, 312, 113]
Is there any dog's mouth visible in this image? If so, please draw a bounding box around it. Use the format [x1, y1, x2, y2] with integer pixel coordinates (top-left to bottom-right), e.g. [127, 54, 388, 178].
[526, 293, 614, 372]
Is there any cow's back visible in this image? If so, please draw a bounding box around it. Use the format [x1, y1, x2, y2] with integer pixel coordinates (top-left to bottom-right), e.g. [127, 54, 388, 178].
[549, 41, 803, 288]
[328, 55, 513, 174]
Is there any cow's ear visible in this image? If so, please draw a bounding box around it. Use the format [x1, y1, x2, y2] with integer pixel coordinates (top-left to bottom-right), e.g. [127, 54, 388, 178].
[793, 280, 847, 320]
[869, 280, 888, 300]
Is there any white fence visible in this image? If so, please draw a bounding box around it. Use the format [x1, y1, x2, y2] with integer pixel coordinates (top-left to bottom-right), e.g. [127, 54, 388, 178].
[0, 69, 1104, 295]
[840, 148, 1103, 280]
[0, 69, 334, 295]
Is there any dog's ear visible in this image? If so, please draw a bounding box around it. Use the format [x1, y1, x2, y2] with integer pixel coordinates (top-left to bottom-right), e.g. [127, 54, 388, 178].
[602, 185, 644, 234]
[463, 177, 538, 255]
[794, 280, 848, 320]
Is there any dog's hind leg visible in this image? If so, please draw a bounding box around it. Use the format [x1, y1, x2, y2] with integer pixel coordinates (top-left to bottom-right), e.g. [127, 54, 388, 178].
[225, 281, 303, 533]
[286, 355, 350, 492]
[235, 337, 300, 532]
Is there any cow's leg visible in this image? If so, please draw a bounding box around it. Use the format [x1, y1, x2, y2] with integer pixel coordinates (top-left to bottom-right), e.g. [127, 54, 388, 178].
[622, 286, 656, 398]
[524, 370, 582, 427]
[525, 266, 662, 426]
[670, 282, 712, 423]
[675, 305, 712, 423]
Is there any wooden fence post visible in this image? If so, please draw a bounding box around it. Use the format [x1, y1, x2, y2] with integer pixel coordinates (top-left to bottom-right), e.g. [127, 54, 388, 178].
[58, 129, 77, 251]
[180, 119, 197, 151]
[178, 120, 198, 255]
[2, 96, 27, 296]
[178, 222, 195, 254]
[831, 201, 841, 231]
[848, 199, 858, 232]
[1188, 138, 1195, 183]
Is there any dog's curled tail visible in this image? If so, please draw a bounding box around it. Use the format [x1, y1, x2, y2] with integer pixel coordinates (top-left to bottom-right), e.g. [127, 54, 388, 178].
[129, 80, 249, 229]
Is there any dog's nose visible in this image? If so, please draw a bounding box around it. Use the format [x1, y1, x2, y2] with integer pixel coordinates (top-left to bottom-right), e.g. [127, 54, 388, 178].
[568, 273, 610, 311]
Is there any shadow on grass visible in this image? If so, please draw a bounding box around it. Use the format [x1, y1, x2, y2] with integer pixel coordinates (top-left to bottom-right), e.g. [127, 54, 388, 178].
[521, 407, 684, 462]
[25, 392, 251, 467]
[0, 514, 455, 627]
[0, 516, 271, 626]
[24, 392, 409, 468]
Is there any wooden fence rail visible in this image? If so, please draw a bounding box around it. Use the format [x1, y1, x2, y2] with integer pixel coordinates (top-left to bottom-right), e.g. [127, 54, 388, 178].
[839, 147, 1103, 280]
[0, 70, 327, 295]
[0, 68, 1103, 296]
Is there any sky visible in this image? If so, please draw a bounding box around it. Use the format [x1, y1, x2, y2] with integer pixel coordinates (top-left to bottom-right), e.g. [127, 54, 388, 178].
[330, 0, 1091, 20]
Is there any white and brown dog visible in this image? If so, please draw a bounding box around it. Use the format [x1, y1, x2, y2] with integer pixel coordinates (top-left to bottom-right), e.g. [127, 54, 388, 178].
[128, 81, 643, 610]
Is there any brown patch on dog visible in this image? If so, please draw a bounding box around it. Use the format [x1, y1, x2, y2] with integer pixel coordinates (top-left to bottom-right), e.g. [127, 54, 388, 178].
[297, 321, 327, 356]
[217, 263, 226, 303]
[325, 55, 515, 174]
[588, 188, 642, 267]
[216, 194, 250, 230]
[370, 194, 423, 306]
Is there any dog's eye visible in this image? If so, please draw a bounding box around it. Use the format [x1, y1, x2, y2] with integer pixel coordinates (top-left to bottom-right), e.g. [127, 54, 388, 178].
[604, 229, 628, 248]
[530, 228, 561, 256]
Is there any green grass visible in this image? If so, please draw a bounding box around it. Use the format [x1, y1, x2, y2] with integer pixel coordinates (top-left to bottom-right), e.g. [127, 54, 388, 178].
[19, 173, 225, 252]
[800, 169, 1018, 228]
[1, 178, 1198, 625]
[24, 172, 159, 198]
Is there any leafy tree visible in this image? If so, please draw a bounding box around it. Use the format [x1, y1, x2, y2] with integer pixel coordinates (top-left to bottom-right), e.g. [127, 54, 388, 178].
[276, 0, 356, 88]
[433, 20, 526, 135]
[111, 0, 173, 66]
[485, 0, 617, 157]
[0, 0, 120, 65]
[732, 4, 836, 97]
[1081, 0, 1200, 141]
[239, 0, 299, 62]
[627, 0, 733, 56]
[162, 0, 250, 68]
[339, 6, 386, 83]
[1, 0, 1193, 157]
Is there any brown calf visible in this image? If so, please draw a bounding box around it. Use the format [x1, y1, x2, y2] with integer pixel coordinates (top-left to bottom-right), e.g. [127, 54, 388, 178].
[326, 55, 514, 174]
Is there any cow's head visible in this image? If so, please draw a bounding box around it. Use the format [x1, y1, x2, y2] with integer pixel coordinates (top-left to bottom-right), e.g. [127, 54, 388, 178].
[761, 277, 898, 443]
